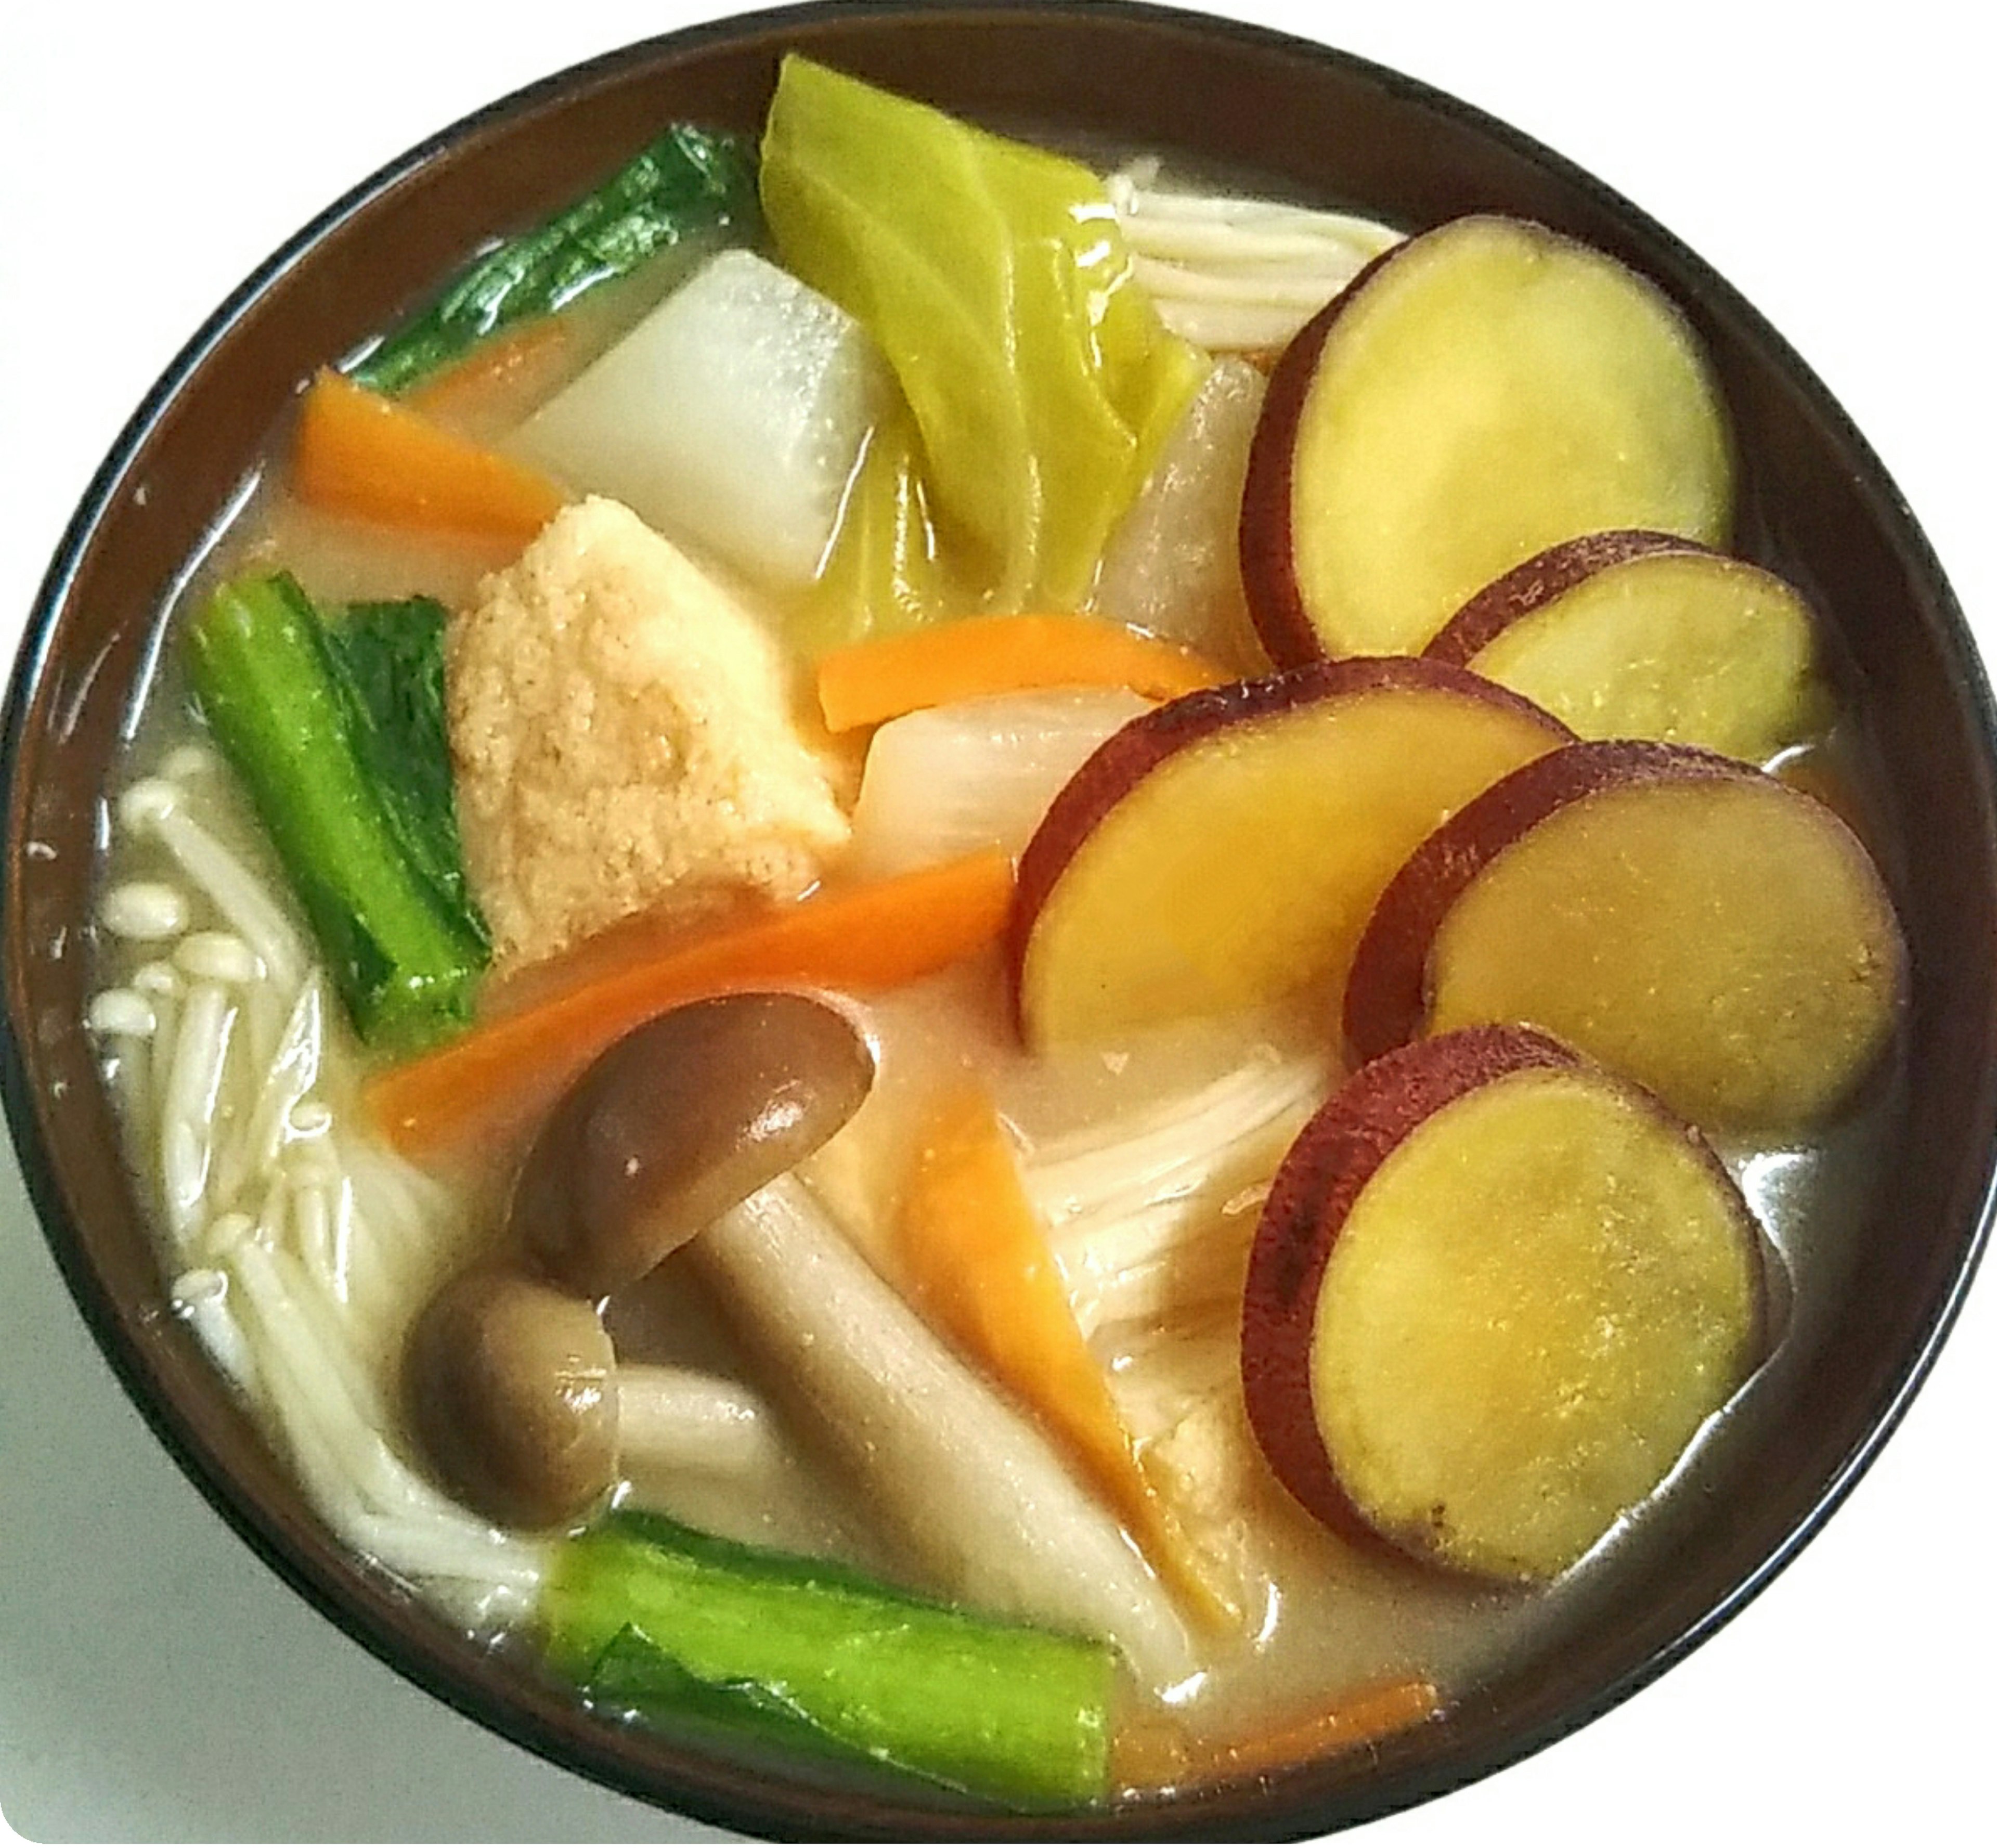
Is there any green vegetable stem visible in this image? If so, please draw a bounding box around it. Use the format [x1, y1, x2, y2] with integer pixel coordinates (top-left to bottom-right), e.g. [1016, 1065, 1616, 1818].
[184, 573, 489, 1051]
[544, 1509, 1116, 1808]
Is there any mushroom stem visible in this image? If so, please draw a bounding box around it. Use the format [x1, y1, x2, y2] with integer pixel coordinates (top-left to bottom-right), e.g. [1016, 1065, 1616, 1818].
[694, 1175, 1197, 1694]
[616, 1364, 784, 1492]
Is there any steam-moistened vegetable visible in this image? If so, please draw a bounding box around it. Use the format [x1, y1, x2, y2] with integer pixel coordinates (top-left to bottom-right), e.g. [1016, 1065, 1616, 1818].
[446, 498, 850, 968]
[365, 849, 1013, 1156]
[293, 370, 567, 542]
[183, 572, 489, 1050]
[695, 1177, 1198, 1692]
[816, 613, 1225, 733]
[1009, 658, 1571, 1050]
[1020, 1042, 1333, 1340]
[1243, 1026, 1765, 1579]
[405, 1271, 619, 1530]
[351, 123, 758, 397]
[1421, 531, 1829, 761]
[90, 51, 1917, 1819]
[513, 250, 891, 588]
[1239, 215, 1733, 663]
[760, 55, 1208, 611]
[1342, 742, 1905, 1129]
[546, 1509, 1115, 1805]
[846, 688, 1149, 877]
[513, 993, 874, 1296]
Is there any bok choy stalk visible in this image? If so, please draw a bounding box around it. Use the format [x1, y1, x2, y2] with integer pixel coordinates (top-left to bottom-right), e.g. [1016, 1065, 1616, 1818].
[760, 56, 1208, 614]
[546, 1509, 1114, 1806]
[351, 124, 758, 396]
[185, 574, 488, 1051]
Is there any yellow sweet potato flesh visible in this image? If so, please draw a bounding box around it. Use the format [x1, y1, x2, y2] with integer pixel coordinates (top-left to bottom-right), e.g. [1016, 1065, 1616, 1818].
[1291, 219, 1731, 655]
[1021, 687, 1558, 1047]
[1428, 778, 1901, 1128]
[1470, 552, 1826, 762]
[1310, 1068, 1760, 1581]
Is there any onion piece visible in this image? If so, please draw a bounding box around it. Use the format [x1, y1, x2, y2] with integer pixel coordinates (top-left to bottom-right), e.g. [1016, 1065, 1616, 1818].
[849, 688, 1150, 878]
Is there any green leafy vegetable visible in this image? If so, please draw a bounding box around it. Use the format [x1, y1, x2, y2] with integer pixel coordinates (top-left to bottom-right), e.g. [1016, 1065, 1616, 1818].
[760, 56, 1208, 614]
[323, 597, 486, 951]
[545, 1509, 1115, 1808]
[352, 124, 759, 397]
[184, 573, 488, 1050]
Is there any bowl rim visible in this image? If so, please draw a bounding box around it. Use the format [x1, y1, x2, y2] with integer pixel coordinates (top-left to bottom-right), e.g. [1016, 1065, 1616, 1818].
[5, 0, 1995, 1838]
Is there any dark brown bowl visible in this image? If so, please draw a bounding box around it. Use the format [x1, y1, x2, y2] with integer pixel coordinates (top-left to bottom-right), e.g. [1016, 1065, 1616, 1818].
[4, 2, 1992, 1839]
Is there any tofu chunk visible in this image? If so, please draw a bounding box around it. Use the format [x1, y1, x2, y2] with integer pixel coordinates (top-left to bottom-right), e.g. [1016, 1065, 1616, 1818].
[448, 498, 849, 967]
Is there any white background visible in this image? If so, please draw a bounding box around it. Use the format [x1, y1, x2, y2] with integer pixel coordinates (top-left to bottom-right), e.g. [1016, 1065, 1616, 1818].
[2, 1, 1990, 1841]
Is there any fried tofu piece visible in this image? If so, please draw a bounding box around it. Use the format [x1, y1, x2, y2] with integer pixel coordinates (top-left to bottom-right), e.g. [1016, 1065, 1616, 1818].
[448, 498, 849, 967]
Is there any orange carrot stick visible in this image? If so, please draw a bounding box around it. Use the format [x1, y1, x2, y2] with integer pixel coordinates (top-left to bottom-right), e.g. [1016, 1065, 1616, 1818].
[897, 1084, 1230, 1627]
[294, 369, 566, 544]
[817, 613, 1229, 732]
[404, 317, 573, 431]
[367, 849, 1015, 1158]
[1116, 1676, 1443, 1792]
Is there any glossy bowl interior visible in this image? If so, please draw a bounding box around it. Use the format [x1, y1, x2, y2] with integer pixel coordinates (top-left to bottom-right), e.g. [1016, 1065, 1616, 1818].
[5, 2, 1994, 1838]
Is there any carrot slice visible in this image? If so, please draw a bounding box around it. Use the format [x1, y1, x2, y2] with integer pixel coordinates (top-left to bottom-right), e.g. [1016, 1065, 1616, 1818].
[404, 317, 573, 432]
[294, 369, 566, 543]
[897, 1084, 1230, 1627]
[1116, 1675, 1442, 1791]
[366, 849, 1015, 1158]
[816, 613, 1228, 732]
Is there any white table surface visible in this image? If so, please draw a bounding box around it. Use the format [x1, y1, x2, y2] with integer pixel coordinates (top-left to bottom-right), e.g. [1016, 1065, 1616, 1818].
[4, 2, 1991, 1841]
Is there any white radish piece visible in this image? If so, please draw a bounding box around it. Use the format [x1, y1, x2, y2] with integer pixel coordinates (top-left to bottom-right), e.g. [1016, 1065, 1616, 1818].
[515, 249, 890, 587]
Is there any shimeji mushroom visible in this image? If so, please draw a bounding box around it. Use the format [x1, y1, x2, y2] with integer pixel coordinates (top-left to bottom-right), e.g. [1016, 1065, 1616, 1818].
[513, 990, 876, 1297]
[403, 989, 1197, 1685]
[404, 1268, 782, 1530]
[404, 992, 873, 1529]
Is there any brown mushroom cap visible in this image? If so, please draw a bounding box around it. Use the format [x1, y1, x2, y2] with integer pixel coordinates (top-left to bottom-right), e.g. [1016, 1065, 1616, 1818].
[403, 1269, 617, 1531]
[511, 991, 875, 1297]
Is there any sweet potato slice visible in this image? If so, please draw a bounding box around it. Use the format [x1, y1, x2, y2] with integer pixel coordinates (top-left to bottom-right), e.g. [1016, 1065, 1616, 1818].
[1242, 1025, 1765, 1581]
[1239, 217, 1732, 664]
[1343, 741, 1903, 1129]
[1009, 658, 1570, 1050]
[1423, 531, 1826, 762]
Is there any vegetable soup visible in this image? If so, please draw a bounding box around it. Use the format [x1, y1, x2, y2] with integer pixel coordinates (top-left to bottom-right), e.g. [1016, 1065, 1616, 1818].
[84, 54, 1904, 1812]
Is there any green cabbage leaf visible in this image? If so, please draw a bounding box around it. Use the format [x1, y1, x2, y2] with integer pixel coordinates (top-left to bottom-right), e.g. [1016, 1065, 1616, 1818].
[761, 56, 1208, 616]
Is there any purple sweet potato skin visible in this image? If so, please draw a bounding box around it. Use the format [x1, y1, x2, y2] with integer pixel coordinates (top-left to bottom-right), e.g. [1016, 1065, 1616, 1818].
[1421, 530, 1705, 667]
[1240, 1022, 1772, 1568]
[1239, 1024, 1581, 1548]
[1006, 658, 1572, 1040]
[1340, 739, 1755, 1065]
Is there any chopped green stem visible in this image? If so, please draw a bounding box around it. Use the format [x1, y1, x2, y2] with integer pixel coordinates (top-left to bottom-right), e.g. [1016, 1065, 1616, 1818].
[545, 1509, 1115, 1808]
[184, 572, 488, 1050]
